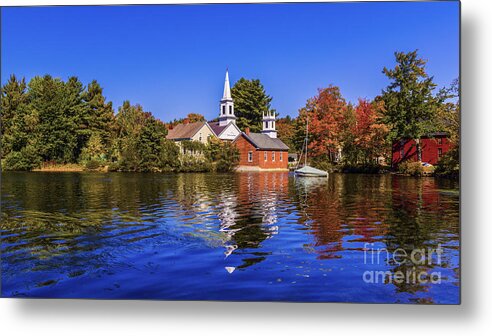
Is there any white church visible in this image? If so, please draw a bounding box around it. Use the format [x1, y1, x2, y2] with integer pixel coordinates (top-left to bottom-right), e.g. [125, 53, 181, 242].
[166, 70, 289, 170]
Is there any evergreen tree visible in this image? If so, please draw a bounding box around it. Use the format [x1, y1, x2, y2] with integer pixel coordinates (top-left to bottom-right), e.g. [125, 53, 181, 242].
[231, 78, 275, 132]
[137, 115, 167, 172]
[82, 80, 115, 151]
[1, 75, 30, 156]
[28, 75, 65, 162]
[64, 76, 88, 161]
[27, 75, 85, 163]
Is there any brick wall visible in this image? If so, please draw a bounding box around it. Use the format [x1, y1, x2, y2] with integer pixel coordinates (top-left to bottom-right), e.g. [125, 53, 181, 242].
[258, 150, 289, 170]
[234, 135, 289, 170]
[235, 135, 259, 167]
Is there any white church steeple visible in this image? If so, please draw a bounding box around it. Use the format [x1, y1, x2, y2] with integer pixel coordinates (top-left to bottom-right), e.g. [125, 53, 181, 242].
[262, 110, 277, 138]
[223, 69, 232, 100]
[219, 69, 236, 127]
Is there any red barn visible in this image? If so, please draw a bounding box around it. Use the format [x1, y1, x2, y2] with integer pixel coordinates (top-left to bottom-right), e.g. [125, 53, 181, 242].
[392, 132, 453, 168]
[233, 128, 289, 171]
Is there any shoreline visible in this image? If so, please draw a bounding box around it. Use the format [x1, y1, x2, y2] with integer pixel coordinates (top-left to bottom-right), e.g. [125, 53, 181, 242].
[31, 164, 107, 173]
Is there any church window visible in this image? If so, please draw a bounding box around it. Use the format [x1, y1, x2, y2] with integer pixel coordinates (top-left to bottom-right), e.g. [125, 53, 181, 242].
[222, 105, 225, 115]
[248, 151, 253, 162]
[264, 151, 267, 162]
[229, 106, 232, 115]
[272, 152, 275, 162]
[280, 152, 283, 161]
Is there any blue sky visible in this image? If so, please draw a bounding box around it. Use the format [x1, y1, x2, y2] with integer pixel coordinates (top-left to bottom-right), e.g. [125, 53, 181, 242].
[1, 2, 459, 121]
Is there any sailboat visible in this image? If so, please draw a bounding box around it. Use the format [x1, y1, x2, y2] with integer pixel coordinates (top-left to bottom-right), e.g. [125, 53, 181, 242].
[294, 114, 329, 178]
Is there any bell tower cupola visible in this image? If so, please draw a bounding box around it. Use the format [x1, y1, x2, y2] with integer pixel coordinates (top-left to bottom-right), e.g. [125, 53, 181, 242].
[262, 110, 277, 138]
[219, 69, 236, 127]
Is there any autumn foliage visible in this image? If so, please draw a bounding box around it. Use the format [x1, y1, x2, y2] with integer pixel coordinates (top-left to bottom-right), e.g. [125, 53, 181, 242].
[294, 86, 388, 165]
[298, 86, 347, 161]
[167, 113, 205, 129]
[349, 99, 389, 164]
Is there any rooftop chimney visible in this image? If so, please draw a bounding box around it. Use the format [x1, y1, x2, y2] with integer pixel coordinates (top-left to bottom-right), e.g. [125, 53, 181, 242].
[245, 127, 250, 135]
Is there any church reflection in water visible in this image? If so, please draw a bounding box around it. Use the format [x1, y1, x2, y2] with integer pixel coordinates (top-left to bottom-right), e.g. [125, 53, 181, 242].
[217, 172, 289, 271]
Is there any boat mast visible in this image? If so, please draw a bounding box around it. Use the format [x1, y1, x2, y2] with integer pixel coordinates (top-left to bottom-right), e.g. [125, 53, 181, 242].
[304, 114, 309, 167]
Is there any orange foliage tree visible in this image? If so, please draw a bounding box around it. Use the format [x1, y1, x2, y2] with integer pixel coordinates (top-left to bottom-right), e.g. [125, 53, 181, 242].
[167, 113, 205, 129]
[185, 113, 205, 123]
[297, 87, 389, 166]
[298, 86, 348, 162]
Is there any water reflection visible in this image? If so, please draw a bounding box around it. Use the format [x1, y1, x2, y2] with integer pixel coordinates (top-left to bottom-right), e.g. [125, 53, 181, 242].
[1, 172, 459, 303]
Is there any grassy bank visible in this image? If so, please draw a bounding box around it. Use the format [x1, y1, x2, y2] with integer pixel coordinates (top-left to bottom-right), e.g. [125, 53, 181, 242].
[32, 163, 107, 172]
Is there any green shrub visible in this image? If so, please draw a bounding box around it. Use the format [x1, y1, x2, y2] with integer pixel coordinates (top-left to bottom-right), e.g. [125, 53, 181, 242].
[213, 141, 239, 172]
[398, 161, 423, 176]
[179, 155, 211, 173]
[160, 140, 180, 171]
[107, 162, 120, 172]
[3, 145, 41, 171]
[435, 148, 459, 178]
[85, 159, 100, 170]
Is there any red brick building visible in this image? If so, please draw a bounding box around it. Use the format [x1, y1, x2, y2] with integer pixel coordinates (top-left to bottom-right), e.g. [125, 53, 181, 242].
[392, 133, 453, 167]
[233, 127, 289, 171]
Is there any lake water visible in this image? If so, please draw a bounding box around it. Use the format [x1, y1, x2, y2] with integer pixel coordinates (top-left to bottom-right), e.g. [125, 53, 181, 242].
[1, 172, 460, 303]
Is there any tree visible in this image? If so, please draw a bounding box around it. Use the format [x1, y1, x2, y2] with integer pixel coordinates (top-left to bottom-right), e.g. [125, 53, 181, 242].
[350, 99, 389, 164]
[231, 78, 275, 132]
[215, 141, 239, 172]
[28, 75, 78, 163]
[298, 86, 348, 162]
[1, 75, 31, 157]
[114, 101, 148, 170]
[80, 133, 105, 163]
[113, 101, 167, 172]
[3, 145, 41, 171]
[64, 76, 89, 160]
[137, 115, 167, 172]
[277, 116, 296, 152]
[380, 50, 442, 161]
[435, 78, 460, 176]
[184, 113, 205, 123]
[160, 139, 180, 171]
[206, 137, 239, 172]
[436, 78, 460, 145]
[82, 80, 115, 151]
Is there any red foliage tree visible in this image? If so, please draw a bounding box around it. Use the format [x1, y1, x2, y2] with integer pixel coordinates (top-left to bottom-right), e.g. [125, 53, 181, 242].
[351, 99, 389, 164]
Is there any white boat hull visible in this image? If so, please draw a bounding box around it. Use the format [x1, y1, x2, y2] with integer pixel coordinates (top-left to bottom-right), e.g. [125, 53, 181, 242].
[294, 166, 328, 177]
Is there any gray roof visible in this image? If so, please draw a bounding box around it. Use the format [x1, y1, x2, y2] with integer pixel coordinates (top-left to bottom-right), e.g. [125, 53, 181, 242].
[242, 132, 289, 151]
[208, 121, 227, 136]
[166, 122, 206, 140]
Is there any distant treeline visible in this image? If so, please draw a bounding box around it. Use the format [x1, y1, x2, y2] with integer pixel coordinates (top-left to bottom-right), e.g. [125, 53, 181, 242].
[276, 50, 459, 175]
[0, 75, 238, 172]
[1, 50, 459, 175]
